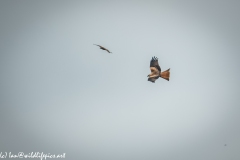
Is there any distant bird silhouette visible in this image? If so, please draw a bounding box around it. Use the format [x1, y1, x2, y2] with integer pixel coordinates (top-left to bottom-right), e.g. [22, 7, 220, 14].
[93, 44, 112, 53]
[147, 56, 170, 83]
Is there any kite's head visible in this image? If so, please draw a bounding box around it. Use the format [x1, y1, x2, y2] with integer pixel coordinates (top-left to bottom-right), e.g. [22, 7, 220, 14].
[147, 73, 153, 77]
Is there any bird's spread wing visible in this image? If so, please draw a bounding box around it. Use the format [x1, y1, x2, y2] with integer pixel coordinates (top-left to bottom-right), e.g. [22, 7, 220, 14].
[150, 56, 161, 72]
[105, 49, 111, 53]
[148, 76, 159, 83]
[93, 44, 101, 47]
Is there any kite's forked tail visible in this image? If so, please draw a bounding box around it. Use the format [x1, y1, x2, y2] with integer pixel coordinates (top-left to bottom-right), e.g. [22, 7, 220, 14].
[160, 68, 170, 81]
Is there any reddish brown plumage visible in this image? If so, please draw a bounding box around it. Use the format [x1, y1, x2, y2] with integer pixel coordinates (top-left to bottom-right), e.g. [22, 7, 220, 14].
[160, 68, 170, 81]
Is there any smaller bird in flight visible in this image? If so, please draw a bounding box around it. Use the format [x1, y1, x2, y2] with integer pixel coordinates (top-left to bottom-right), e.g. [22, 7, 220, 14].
[147, 56, 170, 83]
[93, 44, 112, 53]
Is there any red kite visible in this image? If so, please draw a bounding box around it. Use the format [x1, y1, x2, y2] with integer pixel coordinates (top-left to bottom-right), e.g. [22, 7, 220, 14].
[94, 44, 112, 53]
[147, 56, 170, 83]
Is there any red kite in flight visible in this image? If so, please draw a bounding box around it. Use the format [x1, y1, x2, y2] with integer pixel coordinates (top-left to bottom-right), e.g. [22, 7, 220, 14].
[147, 56, 170, 83]
[94, 44, 112, 53]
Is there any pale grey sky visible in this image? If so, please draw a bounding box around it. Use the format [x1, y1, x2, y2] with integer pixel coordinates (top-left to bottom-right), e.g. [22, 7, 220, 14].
[0, 0, 240, 160]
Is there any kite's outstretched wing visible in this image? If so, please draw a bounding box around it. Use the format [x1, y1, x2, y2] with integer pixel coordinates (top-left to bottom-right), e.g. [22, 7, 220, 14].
[148, 76, 159, 83]
[105, 49, 111, 53]
[93, 44, 101, 47]
[150, 56, 161, 72]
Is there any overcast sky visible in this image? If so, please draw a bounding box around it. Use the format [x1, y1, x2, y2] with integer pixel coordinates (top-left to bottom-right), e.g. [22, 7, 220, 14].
[0, 0, 240, 160]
